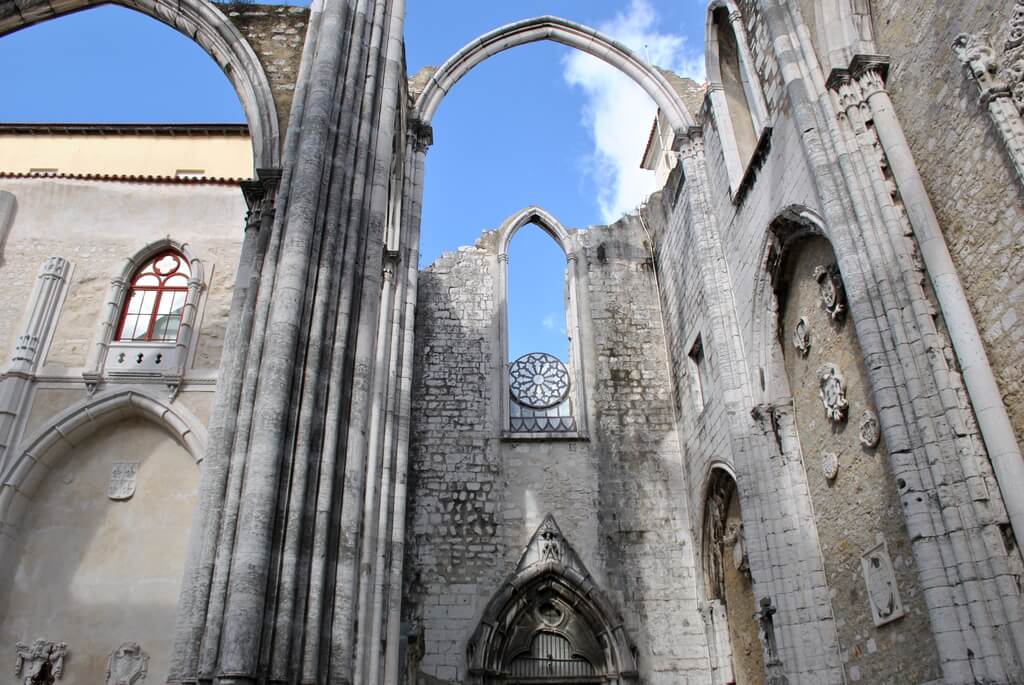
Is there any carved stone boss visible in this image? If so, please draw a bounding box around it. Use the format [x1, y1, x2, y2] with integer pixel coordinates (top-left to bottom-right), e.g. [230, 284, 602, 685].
[954, 4, 1024, 187]
[859, 409, 880, 448]
[106, 642, 149, 685]
[108, 462, 139, 501]
[15, 639, 68, 684]
[816, 363, 849, 423]
[813, 263, 845, 320]
[860, 538, 906, 626]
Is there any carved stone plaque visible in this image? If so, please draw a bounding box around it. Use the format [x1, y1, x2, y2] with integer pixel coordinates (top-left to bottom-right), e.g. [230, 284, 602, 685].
[860, 539, 905, 626]
[859, 409, 880, 448]
[106, 642, 149, 685]
[792, 317, 810, 356]
[15, 639, 68, 684]
[821, 452, 839, 481]
[813, 263, 846, 320]
[108, 462, 139, 501]
[816, 363, 849, 423]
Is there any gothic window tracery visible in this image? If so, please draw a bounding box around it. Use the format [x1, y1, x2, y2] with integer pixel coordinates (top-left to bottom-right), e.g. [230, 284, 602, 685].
[116, 250, 191, 343]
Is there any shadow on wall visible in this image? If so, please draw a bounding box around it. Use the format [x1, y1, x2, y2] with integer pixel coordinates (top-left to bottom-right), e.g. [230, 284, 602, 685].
[0, 190, 16, 267]
[0, 417, 200, 684]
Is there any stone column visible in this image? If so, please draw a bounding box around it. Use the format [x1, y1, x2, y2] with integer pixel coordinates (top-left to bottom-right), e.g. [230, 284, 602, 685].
[0, 256, 70, 471]
[168, 0, 409, 681]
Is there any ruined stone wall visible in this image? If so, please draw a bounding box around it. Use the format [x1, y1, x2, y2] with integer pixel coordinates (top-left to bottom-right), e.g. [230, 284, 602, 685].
[405, 216, 704, 684]
[780, 237, 941, 684]
[870, 0, 1024, 448]
[735, 0, 784, 118]
[225, 4, 309, 148]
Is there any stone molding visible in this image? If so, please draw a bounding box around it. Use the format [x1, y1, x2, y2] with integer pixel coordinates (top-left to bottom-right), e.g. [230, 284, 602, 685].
[0, 0, 279, 170]
[413, 16, 695, 135]
[953, 17, 1024, 187]
[0, 386, 206, 555]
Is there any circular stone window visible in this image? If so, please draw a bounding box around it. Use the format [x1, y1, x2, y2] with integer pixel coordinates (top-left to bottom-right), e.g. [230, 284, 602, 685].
[509, 352, 570, 409]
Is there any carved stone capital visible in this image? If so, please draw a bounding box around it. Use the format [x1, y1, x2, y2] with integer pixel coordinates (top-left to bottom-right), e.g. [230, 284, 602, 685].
[409, 118, 434, 153]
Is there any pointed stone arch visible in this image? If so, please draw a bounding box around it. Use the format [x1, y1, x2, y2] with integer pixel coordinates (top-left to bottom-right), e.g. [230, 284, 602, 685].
[0, 0, 281, 170]
[413, 15, 695, 137]
[467, 516, 637, 683]
[0, 386, 207, 556]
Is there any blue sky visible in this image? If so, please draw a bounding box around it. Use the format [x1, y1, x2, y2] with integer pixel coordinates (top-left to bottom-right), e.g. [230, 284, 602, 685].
[0, 0, 707, 360]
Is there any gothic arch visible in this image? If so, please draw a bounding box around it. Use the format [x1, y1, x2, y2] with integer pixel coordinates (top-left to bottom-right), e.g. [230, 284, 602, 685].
[496, 206, 588, 436]
[0, 386, 207, 554]
[705, 0, 770, 191]
[0, 0, 281, 170]
[750, 205, 829, 403]
[84, 237, 207, 382]
[413, 15, 695, 135]
[467, 516, 637, 683]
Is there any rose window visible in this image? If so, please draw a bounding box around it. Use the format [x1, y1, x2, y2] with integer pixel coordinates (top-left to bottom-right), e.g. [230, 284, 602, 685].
[509, 353, 570, 409]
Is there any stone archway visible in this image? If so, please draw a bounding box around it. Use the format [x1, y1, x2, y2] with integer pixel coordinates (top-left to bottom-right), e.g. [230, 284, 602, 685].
[467, 516, 638, 684]
[0, 0, 281, 169]
[413, 15, 695, 137]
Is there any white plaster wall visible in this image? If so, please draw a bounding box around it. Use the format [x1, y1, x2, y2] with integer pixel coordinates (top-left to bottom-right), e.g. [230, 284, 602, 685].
[0, 178, 245, 372]
[0, 417, 200, 683]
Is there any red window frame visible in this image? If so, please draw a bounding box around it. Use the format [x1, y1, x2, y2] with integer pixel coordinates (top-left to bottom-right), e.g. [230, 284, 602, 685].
[115, 250, 191, 343]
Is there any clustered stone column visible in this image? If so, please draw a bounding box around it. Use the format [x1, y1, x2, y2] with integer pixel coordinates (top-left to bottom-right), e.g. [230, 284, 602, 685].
[167, 0, 414, 682]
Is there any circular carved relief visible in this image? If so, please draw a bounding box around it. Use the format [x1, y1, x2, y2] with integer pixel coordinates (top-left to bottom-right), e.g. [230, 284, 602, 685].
[813, 263, 846, 320]
[509, 353, 570, 409]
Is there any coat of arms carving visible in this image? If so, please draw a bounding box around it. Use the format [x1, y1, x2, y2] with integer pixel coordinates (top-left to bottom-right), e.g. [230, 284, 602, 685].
[106, 642, 149, 685]
[816, 363, 849, 423]
[108, 462, 139, 500]
[14, 639, 68, 684]
[813, 263, 846, 320]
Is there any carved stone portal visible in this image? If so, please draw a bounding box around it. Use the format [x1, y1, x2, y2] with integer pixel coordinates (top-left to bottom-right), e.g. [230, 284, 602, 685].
[859, 409, 880, 448]
[813, 263, 846, 320]
[860, 539, 906, 626]
[15, 640, 68, 685]
[108, 462, 139, 501]
[792, 317, 810, 356]
[106, 642, 149, 685]
[816, 363, 849, 423]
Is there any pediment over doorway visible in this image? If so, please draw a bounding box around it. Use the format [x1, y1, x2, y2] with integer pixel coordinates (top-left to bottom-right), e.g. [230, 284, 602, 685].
[467, 515, 638, 684]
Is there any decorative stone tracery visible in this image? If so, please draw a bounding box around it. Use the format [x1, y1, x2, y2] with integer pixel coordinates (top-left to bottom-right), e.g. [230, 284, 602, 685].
[466, 515, 637, 684]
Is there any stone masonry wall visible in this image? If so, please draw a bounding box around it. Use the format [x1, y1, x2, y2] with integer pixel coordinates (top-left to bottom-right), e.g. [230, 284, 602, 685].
[871, 0, 1024, 450]
[405, 216, 705, 684]
[225, 4, 309, 148]
[780, 237, 941, 684]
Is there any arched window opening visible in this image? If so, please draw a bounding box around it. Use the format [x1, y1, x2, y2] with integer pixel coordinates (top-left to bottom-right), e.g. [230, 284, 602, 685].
[505, 219, 580, 435]
[116, 250, 191, 343]
[702, 468, 766, 685]
[713, 8, 758, 167]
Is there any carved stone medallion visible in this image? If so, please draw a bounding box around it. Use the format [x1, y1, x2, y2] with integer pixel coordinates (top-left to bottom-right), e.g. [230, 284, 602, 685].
[816, 363, 849, 423]
[792, 317, 810, 356]
[15, 639, 68, 684]
[821, 452, 839, 481]
[859, 410, 880, 448]
[860, 539, 906, 626]
[106, 642, 149, 685]
[813, 263, 846, 320]
[108, 462, 139, 501]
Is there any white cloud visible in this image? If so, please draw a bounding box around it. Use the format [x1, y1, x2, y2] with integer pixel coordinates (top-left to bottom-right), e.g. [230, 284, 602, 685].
[563, 0, 704, 223]
[541, 313, 566, 335]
